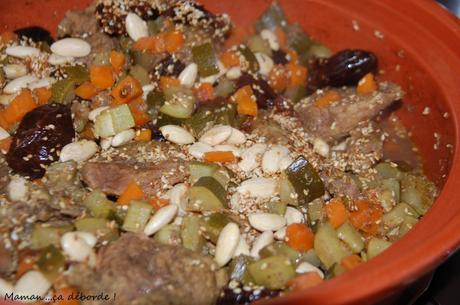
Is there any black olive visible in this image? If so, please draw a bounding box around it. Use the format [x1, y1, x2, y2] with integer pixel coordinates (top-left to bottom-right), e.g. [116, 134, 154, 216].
[307, 49, 378, 92]
[236, 73, 278, 109]
[6, 104, 75, 179]
[272, 49, 289, 65]
[216, 287, 281, 305]
[151, 55, 186, 80]
[14, 26, 54, 45]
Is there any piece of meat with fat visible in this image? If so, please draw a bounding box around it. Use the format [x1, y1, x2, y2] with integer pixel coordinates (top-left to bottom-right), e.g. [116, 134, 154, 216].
[81, 160, 188, 197]
[66, 233, 224, 305]
[295, 82, 404, 143]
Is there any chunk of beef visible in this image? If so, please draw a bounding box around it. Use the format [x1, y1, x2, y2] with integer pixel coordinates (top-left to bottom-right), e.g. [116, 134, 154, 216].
[0, 156, 10, 193]
[81, 160, 188, 197]
[67, 234, 223, 305]
[320, 169, 361, 200]
[58, 4, 118, 64]
[295, 82, 403, 143]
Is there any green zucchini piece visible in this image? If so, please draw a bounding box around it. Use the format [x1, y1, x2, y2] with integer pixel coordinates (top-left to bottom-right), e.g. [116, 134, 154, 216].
[84, 190, 116, 219]
[110, 104, 136, 133]
[147, 17, 165, 35]
[190, 161, 220, 184]
[307, 198, 325, 228]
[314, 223, 351, 268]
[64, 65, 89, 85]
[279, 172, 298, 206]
[186, 106, 217, 136]
[92, 52, 111, 65]
[336, 221, 364, 253]
[248, 255, 296, 290]
[382, 202, 418, 228]
[247, 35, 272, 56]
[146, 90, 165, 110]
[188, 176, 228, 211]
[254, 2, 288, 32]
[160, 87, 196, 119]
[375, 162, 402, 180]
[129, 65, 150, 86]
[308, 43, 332, 59]
[215, 79, 235, 98]
[51, 79, 75, 104]
[30, 224, 73, 250]
[192, 43, 219, 77]
[181, 215, 205, 252]
[130, 50, 158, 70]
[74, 218, 119, 241]
[267, 200, 287, 216]
[229, 255, 255, 286]
[156, 112, 185, 127]
[238, 45, 259, 73]
[398, 216, 419, 238]
[259, 242, 300, 264]
[286, 156, 325, 205]
[201, 213, 232, 243]
[154, 224, 182, 246]
[37, 245, 65, 282]
[297, 249, 322, 267]
[122, 200, 153, 233]
[367, 238, 392, 259]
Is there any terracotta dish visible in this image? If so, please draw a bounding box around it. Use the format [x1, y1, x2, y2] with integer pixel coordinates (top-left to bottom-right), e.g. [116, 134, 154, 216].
[1, 0, 459, 304]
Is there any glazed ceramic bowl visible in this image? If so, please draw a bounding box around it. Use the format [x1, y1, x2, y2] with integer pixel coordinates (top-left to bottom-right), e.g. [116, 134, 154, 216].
[1, 0, 459, 304]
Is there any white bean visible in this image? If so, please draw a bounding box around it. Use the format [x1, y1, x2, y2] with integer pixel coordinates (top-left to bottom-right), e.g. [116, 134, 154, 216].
[111, 129, 136, 147]
[47, 53, 74, 65]
[61, 231, 97, 262]
[233, 236, 250, 257]
[179, 63, 198, 88]
[255, 52, 274, 76]
[250, 231, 274, 258]
[238, 143, 267, 172]
[279, 155, 293, 171]
[215, 222, 240, 267]
[100, 137, 113, 150]
[51, 38, 91, 57]
[14, 271, 51, 303]
[60, 140, 98, 162]
[125, 13, 149, 41]
[0, 278, 13, 298]
[248, 213, 286, 232]
[188, 142, 213, 159]
[284, 206, 304, 225]
[199, 125, 233, 146]
[28, 77, 55, 90]
[7, 176, 28, 202]
[313, 138, 330, 157]
[169, 183, 189, 214]
[3, 64, 27, 79]
[5, 46, 40, 58]
[262, 145, 289, 174]
[0, 127, 9, 140]
[160, 125, 195, 145]
[3, 75, 38, 94]
[0, 94, 15, 106]
[237, 177, 278, 198]
[225, 128, 246, 145]
[260, 29, 280, 51]
[296, 262, 325, 279]
[144, 205, 178, 236]
[226, 67, 242, 80]
[274, 227, 287, 240]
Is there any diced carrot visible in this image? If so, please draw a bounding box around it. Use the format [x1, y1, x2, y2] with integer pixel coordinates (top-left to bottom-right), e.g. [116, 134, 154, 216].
[117, 180, 145, 205]
[325, 198, 349, 229]
[149, 197, 169, 210]
[349, 200, 383, 235]
[159, 76, 181, 91]
[3, 89, 37, 124]
[233, 85, 258, 117]
[54, 287, 80, 305]
[341, 254, 363, 271]
[75, 81, 99, 100]
[135, 129, 152, 142]
[111, 75, 143, 104]
[0, 137, 12, 153]
[90, 65, 115, 90]
[128, 98, 151, 126]
[33, 87, 52, 105]
[268, 65, 289, 93]
[132, 36, 166, 53]
[110, 50, 126, 72]
[0, 112, 10, 130]
[357, 73, 378, 94]
[220, 51, 241, 68]
[224, 26, 254, 50]
[286, 49, 299, 64]
[287, 62, 308, 87]
[164, 31, 185, 53]
[314, 90, 340, 108]
[203, 151, 236, 163]
[274, 27, 287, 49]
[0, 31, 18, 44]
[287, 272, 323, 291]
[286, 223, 314, 252]
[194, 83, 215, 101]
